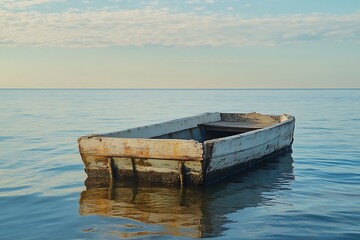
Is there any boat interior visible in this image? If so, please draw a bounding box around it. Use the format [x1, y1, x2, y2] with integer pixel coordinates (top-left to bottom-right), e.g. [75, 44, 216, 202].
[152, 113, 285, 143]
[100, 112, 288, 143]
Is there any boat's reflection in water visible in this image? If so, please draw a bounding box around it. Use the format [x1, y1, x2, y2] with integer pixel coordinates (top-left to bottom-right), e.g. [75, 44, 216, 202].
[79, 152, 294, 238]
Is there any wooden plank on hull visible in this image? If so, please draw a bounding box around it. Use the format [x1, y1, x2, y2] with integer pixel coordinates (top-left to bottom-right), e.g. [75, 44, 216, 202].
[79, 137, 204, 161]
[205, 120, 294, 158]
[206, 136, 293, 172]
[205, 128, 274, 158]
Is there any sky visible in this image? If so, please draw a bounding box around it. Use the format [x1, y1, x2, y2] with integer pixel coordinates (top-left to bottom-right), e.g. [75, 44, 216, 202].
[0, 0, 359, 88]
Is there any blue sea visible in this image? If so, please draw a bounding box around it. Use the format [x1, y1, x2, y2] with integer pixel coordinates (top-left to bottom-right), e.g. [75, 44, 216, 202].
[0, 89, 359, 239]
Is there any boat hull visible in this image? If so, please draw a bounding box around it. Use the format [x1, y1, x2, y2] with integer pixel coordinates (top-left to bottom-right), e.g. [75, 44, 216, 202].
[78, 112, 295, 186]
[203, 119, 295, 184]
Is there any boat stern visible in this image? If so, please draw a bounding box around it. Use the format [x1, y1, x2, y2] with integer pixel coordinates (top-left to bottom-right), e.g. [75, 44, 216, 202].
[78, 136, 205, 185]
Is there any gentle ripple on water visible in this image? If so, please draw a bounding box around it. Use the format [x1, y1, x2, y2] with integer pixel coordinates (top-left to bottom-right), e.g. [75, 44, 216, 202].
[0, 89, 359, 239]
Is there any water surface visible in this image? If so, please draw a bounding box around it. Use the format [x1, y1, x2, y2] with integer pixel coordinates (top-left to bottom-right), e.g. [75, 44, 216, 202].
[0, 89, 359, 239]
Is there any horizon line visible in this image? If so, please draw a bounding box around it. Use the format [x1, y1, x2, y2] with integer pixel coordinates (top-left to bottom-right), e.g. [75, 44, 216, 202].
[0, 88, 359, 90]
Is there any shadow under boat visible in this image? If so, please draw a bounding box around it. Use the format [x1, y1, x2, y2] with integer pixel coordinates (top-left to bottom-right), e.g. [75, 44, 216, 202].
[79, 151, 295, 238]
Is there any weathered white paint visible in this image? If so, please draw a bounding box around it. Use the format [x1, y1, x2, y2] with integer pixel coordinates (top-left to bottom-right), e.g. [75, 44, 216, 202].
[204, 117, 295, 173]
[110, 157, 202, 184]
[133, 158, 179, 173]
[206, 119, 294, 158]
[79, 137, 204, 161]
[99, 112, 221, 138]
[82, 155, 108, 169]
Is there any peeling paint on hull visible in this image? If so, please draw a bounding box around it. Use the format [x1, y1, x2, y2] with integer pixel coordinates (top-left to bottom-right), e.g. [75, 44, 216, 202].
[78, 112, 295, 186]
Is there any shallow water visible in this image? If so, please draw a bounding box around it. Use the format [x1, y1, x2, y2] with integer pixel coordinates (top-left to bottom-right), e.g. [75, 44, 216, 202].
[0, 89, 359, 239]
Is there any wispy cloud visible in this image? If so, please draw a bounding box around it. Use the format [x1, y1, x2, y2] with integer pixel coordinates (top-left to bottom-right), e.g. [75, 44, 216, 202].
[0, 7, 359, 48]
[1, 0, 63, 9]
[186, 0, 215, 4]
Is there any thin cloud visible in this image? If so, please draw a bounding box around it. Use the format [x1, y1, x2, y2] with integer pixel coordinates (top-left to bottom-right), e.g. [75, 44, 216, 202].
[1, 0, 63, 9]
[186, 0, 215, 4]
[0, 8, 359, 48]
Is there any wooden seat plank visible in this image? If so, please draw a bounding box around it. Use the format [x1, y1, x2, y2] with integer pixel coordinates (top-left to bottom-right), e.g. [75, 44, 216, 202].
[199, 121, 272, 132]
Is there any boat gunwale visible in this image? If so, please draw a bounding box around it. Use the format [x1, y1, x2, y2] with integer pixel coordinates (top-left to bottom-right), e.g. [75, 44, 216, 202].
[79, 135, 201, 143]
[78, 113, 295, 149]
[78, 112, 221, 141]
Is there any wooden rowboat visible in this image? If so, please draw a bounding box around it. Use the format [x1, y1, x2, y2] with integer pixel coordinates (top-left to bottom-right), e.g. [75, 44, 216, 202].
[78, 112, 295, 186]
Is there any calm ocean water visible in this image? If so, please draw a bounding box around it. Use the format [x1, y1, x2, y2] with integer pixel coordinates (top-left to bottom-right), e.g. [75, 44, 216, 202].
[0, 89, 359, 239]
